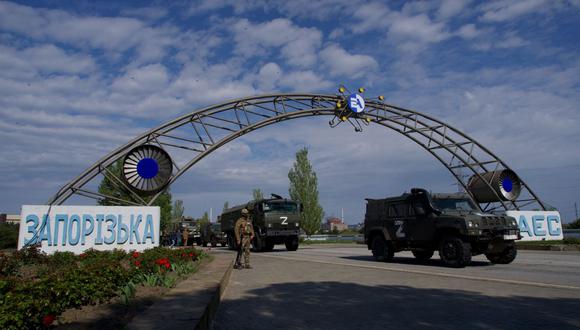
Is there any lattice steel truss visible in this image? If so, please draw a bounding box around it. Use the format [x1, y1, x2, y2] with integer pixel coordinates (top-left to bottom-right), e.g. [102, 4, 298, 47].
[47, 94, 546, 212]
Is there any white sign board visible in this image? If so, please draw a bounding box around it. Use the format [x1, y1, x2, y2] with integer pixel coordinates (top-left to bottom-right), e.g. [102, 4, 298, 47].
[504, 210, 563, 241]
[18, 205, 160, 254]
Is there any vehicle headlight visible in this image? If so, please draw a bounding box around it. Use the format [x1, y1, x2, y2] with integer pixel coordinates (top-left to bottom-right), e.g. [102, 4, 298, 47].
[295, 223, 299, 227]
[267, 223, 272, 228]
[511, 220, 517, 226]
[467, 221, 473, 228]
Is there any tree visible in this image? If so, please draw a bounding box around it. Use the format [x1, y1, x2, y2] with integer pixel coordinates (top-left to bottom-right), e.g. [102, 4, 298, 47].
[198, 211, 210, 229]
[97, 159, 173, 231]
[223, 201, 229, 212]
[288, 147, 324, 235]
[252, 188, 264, 201]
[172, 200, 184, 222]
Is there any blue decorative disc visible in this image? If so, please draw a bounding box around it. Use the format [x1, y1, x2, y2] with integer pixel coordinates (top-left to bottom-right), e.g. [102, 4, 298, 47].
[122, 145, 173, 194]
[137, 158, 159, 179]
[502, 177, 513, 192]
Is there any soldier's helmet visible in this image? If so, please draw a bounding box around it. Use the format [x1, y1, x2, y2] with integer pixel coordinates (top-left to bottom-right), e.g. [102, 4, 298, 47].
[241, 208, 249, 215]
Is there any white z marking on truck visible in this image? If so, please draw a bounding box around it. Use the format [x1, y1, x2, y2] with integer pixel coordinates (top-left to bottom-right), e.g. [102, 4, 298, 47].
[395, 220, 405, 238]
[281, 216, 288, 225]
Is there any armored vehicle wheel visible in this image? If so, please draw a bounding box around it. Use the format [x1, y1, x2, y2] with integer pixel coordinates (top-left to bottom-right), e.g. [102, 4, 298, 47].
[485, 243, 517, 264]
[202, 242, 208, 247]
[412, 250, 434, 261]
[439, 236, 471, 268]
[211, 239, 217, 248]
[285, 236, 299, 251]
[221, 242, 226, 247]
[253, 237, 264, 252]
[371, 236, 394, 262]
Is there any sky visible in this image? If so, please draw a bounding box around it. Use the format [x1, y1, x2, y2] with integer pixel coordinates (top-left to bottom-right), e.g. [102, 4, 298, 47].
[0, 0, 579, 224]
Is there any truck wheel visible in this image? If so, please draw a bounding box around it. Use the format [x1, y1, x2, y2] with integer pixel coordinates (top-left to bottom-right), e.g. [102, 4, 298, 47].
[412, 250, 434, 261]
[371, 236, 394, 262]
[253, 237, 264, 252]
[439, 236, 471, 268]
[285, 236, 299, 251]
[202, 241, 208, 247]
[486, 243, 517, 264]
[221, 242, 226, 247]
[211, 239, 218, 248]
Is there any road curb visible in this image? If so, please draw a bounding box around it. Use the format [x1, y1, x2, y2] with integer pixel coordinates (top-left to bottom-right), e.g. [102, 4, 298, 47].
[196, 257, 234, 330]
[517, 244, 580, 251]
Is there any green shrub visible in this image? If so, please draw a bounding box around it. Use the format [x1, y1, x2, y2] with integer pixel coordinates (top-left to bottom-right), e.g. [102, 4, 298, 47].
[0, 223, 19, 249]
[0, 246, 205, 329]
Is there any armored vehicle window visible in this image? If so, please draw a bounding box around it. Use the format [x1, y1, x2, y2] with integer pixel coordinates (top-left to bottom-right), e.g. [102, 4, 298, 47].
[263, 201, 298, 213]
[412, 201, 426, 215]
[432, 198, 477, 211]
[387, 204, 397, 217]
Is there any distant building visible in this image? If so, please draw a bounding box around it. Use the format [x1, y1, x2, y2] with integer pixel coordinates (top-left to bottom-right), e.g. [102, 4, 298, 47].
[324, 217, 347, 232]
[0, 214, 20, 225]
[347, 223, 364, 231]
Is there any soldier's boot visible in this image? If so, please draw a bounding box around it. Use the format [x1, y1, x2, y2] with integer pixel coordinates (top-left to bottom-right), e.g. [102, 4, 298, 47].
[244, 264, 252, 269]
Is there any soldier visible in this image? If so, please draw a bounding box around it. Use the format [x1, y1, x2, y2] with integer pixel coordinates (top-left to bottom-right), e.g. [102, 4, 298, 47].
[182, 228, 189, 246]
[234, 208, 255, 269]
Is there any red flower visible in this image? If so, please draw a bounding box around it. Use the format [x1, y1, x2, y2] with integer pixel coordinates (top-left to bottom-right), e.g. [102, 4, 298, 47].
[164, 263, 171, 269]
[42, 314, 55, 327]
[79, 253, 86, 259]
[182, 253, 186, 257]
[131, 251, 140, 258]
[134, 260, 141, 267]
[189, 253, 194, 257]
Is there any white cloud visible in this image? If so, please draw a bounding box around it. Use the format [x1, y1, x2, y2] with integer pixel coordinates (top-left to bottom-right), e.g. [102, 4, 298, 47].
[231, 18, 322, 68]
[112, 64, 170, 95]
[320, 44, 378, 78]
[278, 70, 333, 91]
[456, 24, 480, 39]
[480, 0, 549, 22]
[438, 0, 471, 20]
[257, 62, 282, 91]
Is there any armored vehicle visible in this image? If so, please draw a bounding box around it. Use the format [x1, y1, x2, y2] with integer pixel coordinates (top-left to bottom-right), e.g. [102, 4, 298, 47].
[179, 220, 202, 246]
[201, 222, 227, 247]
[221, 195, 301, 252]
[364, 188, 520, 268]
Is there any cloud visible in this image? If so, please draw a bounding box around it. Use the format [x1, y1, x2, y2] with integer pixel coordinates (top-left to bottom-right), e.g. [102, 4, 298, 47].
[438, 0, 471, 20]
[480, 0, 548, 22]
[111, 64, 170, 95]
[231, 18, 322, 68]
[320, 44, 378, 78]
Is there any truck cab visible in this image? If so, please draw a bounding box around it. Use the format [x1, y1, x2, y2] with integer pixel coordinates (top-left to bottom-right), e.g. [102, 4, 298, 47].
[364, 188, 520, 267]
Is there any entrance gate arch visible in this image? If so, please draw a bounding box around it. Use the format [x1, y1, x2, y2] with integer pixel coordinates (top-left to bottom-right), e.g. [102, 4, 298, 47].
[48, 93, 546, 212]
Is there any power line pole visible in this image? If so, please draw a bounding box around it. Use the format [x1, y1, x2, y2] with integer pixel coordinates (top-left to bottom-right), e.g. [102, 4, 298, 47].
[575, 202, 578, 221]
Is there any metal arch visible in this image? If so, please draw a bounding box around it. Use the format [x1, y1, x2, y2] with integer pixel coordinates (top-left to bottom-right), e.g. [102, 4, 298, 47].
[47, 93, 547, 212]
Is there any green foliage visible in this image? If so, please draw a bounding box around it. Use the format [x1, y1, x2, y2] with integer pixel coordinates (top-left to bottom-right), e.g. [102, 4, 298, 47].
[97, 159, 173, 231]
[288, 147, 324, 235]
[0, 246, 204, 329]
[172, 200, 185, 222]
[198, 212, 210, 229]
[252, 188, 264, 201]
[0, 223, 19, 249]
[563, 218, 580, 229]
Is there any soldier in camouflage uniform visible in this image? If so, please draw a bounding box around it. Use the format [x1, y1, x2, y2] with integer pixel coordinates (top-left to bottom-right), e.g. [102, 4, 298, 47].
[234, 208, 255, 269]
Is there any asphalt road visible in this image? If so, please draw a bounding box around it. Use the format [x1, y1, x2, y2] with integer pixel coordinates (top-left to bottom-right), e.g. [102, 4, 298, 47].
[212, 244, 580, 330]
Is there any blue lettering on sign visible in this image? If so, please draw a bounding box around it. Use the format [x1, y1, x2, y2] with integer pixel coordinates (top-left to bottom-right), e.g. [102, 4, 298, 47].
[143, 215, 155, 244]
[68, 215, 81, 246]
[38, 215, 53, 246]
[25, 215, 39, 245]
[117, 215, 129, 244]
[347, 93, 365, 113]
[532, 215, 546, 236]
[55, 214, 68, 245]
[130, 215, 142, 244]
[104, 215, 117, 244]
[547, 216, 561, 236]
[518, 215, 533, 237]
[82, 215, 94, 245]
[95, 214, 105, 245]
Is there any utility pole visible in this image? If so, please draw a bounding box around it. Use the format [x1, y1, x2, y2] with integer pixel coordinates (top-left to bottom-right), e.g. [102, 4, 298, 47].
[210, 208, 213, 223]
[575, 202, 578, 221]
[341, 208, 344, 223]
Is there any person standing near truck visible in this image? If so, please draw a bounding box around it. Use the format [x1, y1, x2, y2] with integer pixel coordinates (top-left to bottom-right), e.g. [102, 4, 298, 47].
[234, 208, 255, 269]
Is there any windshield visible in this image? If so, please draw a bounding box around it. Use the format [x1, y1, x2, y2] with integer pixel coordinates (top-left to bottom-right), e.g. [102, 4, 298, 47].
[263, 201, 298, 213]
[432, 198, 477, 211]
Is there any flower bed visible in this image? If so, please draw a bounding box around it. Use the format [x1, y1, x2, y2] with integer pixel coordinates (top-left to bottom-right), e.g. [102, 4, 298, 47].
[0, 246, 205, 329]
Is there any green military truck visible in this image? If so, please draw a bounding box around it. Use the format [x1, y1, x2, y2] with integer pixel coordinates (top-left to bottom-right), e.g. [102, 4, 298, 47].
[221, 195, 301, 252]
[178, 220, 202, 246]
[201, 222, 227, 247]
[364, 188, 520, 268]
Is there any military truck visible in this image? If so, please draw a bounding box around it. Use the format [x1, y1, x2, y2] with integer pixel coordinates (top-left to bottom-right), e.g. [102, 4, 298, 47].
[201, 222, 227, 247]
[178, 220, 202, 246]
[221, 195, 301, 252]
[364, 188, 520, 268]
